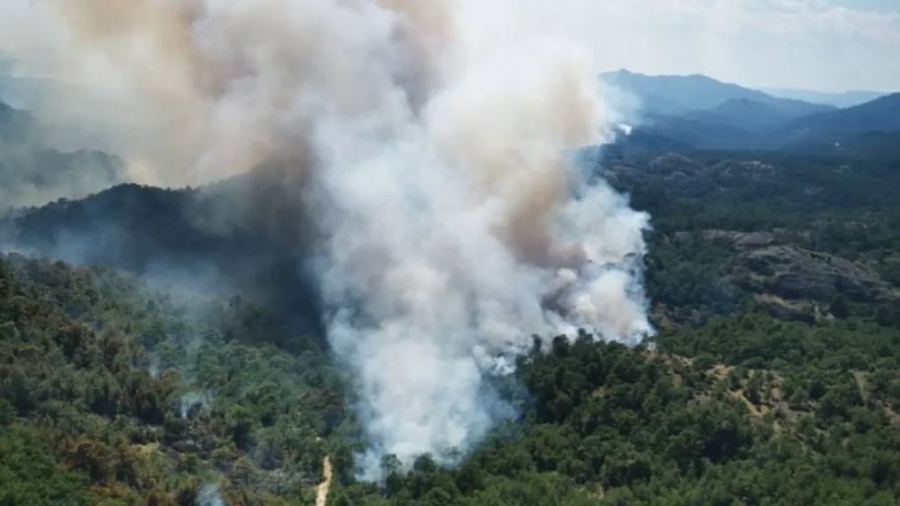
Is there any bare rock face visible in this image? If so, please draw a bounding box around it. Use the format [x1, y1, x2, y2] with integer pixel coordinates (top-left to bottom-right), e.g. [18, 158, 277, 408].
[732, 232, 776, 250]
[730, 246, 892, 303]
[647, 153, 703, 178]
[673, 229, 777, 250]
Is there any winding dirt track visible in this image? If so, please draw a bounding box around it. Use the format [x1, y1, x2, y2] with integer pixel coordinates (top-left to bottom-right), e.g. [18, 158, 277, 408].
[315, 456, 333, 506]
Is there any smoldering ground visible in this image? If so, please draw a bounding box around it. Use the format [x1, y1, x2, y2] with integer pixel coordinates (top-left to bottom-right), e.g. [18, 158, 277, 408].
[0, 0, 653, 477]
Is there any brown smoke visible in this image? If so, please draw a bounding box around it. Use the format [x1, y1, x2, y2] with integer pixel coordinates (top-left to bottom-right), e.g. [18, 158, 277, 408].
[58, 0, 207, 83]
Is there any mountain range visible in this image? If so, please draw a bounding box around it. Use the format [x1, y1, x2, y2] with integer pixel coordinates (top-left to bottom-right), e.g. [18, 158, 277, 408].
[761, 87, 885, 108]
[1, 69, 898, 211]
[602, 69, 835, 119]
[600, 70, 900, 155]
[0, 100, 125, 209]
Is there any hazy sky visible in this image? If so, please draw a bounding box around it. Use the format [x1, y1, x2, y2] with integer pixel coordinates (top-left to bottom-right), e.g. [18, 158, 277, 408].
[559, 0, 900, 92]
[0, 0, 898, 93]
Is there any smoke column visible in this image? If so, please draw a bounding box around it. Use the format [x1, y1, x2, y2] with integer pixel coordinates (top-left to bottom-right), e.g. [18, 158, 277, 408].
[1, 0, 652, 475]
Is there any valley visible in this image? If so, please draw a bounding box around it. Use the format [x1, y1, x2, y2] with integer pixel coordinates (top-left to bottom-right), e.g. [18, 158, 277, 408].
[2, 133, 900, 504]
[2, 10, 899, 502]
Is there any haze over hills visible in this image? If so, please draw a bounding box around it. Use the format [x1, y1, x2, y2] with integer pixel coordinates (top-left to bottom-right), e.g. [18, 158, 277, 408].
[785, 93, 900, 136]
[1, 68, 898, 212]
[0, 100, 125, 209]
[0, 74, 56, 110]
[600, 69, 835, 119]
[0, 65, 87, 111]
[600, 70, 900, 154]
[761, 87, 886, 108]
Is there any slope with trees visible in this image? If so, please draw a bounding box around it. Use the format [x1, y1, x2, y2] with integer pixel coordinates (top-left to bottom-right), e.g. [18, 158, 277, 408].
[3, 122, 900, 504]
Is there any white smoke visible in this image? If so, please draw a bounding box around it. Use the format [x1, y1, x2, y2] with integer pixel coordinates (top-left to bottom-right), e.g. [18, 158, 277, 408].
[0, 0, 652, 477]
[179, 390, 213, 419]
[197, 484, 225, 506]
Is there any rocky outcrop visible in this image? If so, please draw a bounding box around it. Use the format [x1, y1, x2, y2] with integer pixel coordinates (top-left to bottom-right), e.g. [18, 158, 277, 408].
[674, 230, 777, 250]
[730, 246, 892, 303]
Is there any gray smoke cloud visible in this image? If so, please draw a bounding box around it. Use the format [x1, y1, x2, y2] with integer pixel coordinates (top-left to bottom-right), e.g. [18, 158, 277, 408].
[1, 0, 652, 475]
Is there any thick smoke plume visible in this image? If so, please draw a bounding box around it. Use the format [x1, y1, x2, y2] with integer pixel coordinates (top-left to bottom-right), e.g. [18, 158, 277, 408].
[1, 0, 652, 474]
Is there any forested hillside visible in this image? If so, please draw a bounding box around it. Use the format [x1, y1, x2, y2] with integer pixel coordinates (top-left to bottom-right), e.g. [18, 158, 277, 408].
[0, 253, 344, 505]
[3, 141, 900, 505]
[325, 145, 900, 505]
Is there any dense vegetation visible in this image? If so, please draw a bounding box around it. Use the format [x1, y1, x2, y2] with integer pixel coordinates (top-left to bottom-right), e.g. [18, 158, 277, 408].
[3, 142, 900, 505]
[335, 324, 900, 505]
[0, 254, 343, 505]
[323, 149, 900, 505]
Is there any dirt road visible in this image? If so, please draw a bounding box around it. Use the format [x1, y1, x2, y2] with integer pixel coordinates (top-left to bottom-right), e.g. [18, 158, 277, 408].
[315, 456, 333, 506]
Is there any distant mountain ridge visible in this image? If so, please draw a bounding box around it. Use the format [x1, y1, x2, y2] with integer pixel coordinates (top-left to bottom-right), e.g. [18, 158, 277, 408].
[0, 100, 125, 209]
[0, 99, 31, 138]
[778, 93, 900, 158]
[785, 93, 900, 137]
[761, 87, 885, 108]
[0, 163, 323, 334]
[686, 98, 795, 133]
[600, 69, 834, 119]
[601, 70, 900, 157]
